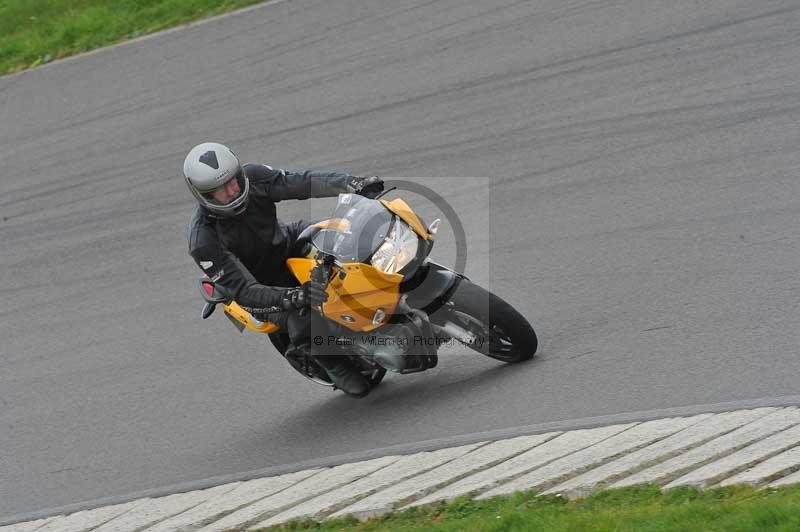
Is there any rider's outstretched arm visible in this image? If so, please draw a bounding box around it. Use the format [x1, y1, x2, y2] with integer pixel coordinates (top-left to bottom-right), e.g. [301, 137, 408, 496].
[246, 164, 366, 201]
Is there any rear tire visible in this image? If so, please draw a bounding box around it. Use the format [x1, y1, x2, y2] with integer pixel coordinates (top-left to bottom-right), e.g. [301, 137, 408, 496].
[437, 280, 537, 363]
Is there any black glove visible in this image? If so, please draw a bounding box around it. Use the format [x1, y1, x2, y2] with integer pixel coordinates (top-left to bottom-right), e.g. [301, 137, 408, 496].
[283, 280, 329, 310]
[349, 176, 384, 199]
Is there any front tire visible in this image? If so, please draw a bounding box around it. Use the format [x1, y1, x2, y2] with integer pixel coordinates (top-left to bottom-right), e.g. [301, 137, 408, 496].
[437, 280, 537, 363]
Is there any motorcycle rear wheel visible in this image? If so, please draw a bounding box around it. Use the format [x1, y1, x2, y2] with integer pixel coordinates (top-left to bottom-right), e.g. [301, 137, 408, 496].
[438, 280, 537, 363]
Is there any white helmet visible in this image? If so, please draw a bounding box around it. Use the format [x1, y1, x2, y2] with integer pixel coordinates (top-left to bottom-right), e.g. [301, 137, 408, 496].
[183, 142, 250, 217]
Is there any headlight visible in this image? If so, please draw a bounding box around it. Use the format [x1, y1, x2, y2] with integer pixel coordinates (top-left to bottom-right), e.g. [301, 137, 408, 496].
[371, 220, 419, 274]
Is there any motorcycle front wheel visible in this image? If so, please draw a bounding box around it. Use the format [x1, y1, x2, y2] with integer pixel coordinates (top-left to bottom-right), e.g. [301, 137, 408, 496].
[437, 280, 537, 363]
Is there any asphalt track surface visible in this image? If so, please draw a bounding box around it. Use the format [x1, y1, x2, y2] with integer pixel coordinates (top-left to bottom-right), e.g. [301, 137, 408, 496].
[2, 0, 800, 521]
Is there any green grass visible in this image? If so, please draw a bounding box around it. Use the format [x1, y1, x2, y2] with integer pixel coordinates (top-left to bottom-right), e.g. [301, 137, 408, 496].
[0, 0, 268, 75]
[253, 484, 800, 532]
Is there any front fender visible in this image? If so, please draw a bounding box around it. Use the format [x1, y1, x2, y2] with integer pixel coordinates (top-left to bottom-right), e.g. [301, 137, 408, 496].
[401, 260, 467, 315]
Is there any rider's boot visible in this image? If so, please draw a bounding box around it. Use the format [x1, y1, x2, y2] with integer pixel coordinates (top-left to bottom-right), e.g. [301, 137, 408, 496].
[314, 351, 371, 397]
[285, 343, 371, 397]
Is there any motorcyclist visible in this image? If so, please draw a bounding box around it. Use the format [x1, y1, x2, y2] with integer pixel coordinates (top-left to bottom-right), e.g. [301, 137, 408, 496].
[183, 142, 384, 397]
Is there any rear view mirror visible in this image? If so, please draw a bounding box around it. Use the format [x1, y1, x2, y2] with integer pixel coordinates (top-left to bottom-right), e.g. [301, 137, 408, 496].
[197, 278, 233, 304]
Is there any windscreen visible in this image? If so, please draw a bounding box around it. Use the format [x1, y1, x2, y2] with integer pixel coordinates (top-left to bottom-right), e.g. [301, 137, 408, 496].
[312, 194, 394, 263]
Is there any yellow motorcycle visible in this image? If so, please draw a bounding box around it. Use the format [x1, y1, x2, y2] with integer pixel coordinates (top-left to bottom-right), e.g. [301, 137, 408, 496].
[198, 192, 537, 393]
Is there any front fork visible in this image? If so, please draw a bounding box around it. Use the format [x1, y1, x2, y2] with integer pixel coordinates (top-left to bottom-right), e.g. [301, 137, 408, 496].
[396, 294, 479, 353]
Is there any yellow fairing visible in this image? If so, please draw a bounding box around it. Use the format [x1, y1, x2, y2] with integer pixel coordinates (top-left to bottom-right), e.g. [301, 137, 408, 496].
[380, 198, 433, 240]
[222, 300, 279, 334]
[287, 258, 403, 332]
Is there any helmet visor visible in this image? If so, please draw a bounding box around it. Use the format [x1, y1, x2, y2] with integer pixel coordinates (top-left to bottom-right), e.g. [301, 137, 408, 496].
[201, 168, 247, 206]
